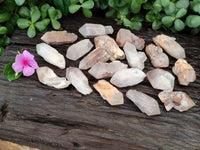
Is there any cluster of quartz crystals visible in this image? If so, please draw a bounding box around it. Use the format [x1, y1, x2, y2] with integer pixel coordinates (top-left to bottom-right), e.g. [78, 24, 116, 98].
[35, 23, 196, 116]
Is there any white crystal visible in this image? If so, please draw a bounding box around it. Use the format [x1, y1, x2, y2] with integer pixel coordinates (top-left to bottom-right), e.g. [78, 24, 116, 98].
[110, 68, 146, 88]
[124, 42, 147, 70]
[88, 61, 128, 79]
[147, 69, 175, 92]
[66, 67, 93, 95]
[126, 90, 160, 116]
[37, 66, 70, 89]
[79, 23, 113, 38]
[66, 39, 93, 60]
[93, 80, 124, 105]
[36, 43, 65, 69]
[79, 48, 110, 70]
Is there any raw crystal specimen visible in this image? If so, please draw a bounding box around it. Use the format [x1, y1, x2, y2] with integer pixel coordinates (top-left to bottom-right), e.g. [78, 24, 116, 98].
[124, 42, 147, 70]
[158, 91, 195, 112]
[88, 61, 128, 79]
[79, 48, 110, 70]
[153, 34, 186, 59]
[66, 39, 93, 60]
[66, 67, 93, 95]
[94, 35, 125, 61]
[79, 23, 113, 38]
[145, 44, 169, 68]
[36, 43, 65, 69]
[37, 66, 70, 89]
[147, 69, 175, 92]
[126, 90, 160, 116]
[172, 59, 196, 85]
[110, 68, 146, 88]
[116, 28, 145, 50]
[41, 30, 78, 45]
[93, 80, 124, 105]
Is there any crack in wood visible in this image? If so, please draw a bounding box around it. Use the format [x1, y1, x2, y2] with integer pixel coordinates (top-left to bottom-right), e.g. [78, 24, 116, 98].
[0, 102, 8, 122]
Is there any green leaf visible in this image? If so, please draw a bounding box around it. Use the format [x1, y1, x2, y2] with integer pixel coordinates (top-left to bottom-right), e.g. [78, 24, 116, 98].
[145, 11, 155, 22]
[176, 8, 187, 18]
[0, 47, 3, 56]
[191, 28, 200, 35]
[69, 4, 81, 13]
[17, 18, 30, 29]
[41, 3, 50, 19]
[123, 18, 133, 29]
[15, 0, 25, 6]
[116, 0, 127, 7]
[0, 37, 10, 46]
[53, 0, 70, 16]
[131, 0, 141, 14]
[19, 6, 30, 18]
[79, 0, 83, 3]
[105, 9, 116, 19]
[164, 2, 176, 15]
[30, 6, 41, 23]
[153, 0, 162, 12]
[82, 8, 92, 18]
[27, 24, 36, 38]
[186, 15, 200, 28]
[0, 13, 11, 23]
[162, 16, 175, 27]
[176, 0, 189, 9]
[174, 19, 185, 31]
[9, 14, 19, 26]
[3, 58, 22, 82]
[70, 0, 79, 4]
[143, 2, 153, 10]
[192, 2, 200, 14]
[0, 26, 7, 34]
[35, 19, 50, 32]
[51, 19, 61, 29]
[132, 21, 142, 30]
[82, 0, 94, 9]
[161, 0, 170, 8]
[108, 0, 116, 7]
[5, 23, 14, 35]
[131, 14, 144, 22]
[118, 6, 129, 16]
[136, 0, 146, 5]
[152, 20, 162, 30]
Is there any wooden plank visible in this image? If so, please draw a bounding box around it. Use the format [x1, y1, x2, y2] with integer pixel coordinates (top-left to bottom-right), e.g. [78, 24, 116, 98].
[0, 14, 200, 150]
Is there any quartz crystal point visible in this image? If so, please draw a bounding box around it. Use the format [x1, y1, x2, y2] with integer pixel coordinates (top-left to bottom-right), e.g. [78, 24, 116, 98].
[124, 42, 147, 70]
[172, 59, 196, 85]
[36, 43, 65, 69]
[88, 61, 128, 79]
[66, 67, 93, 95]
[66, 39, 93, 60]
[37, 67, 70, 89]
[93, 80, 124, 105]
[147, 69, 175, 92]
[94, 35, 125, 61]
[153, 34, 186, 59]
[110, 68, 146, 88]
[126, 90, 160, 116]
[116, 28, 145, 50]
[41, 30, 78, 45]
[145, 44, 169, 68]
[79, 23, 114, 38]
[79, 48, 110, 70]
[158, 91, 195, 112]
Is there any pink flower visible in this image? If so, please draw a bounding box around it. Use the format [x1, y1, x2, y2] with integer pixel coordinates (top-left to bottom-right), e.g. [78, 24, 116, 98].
[12, 50, 39, 76]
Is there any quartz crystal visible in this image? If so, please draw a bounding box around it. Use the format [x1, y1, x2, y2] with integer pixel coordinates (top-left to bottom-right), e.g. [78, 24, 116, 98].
[41, 30, 78, 45]
[172, 59, 196, 85]
[126, 90, 160, 116]
[93, 80, 124, 105]
[145, 44, 169, 68]
[36, 43, 65, 69]
[66, 39, 93, 60]
[79, 48, 110, 70]
[66, 67, 93, 95]
[88, 61, 128, 79]
[94, 35, 125, 61]
[153, 34, 186, 59]
[158, 91, 195, 112]
[147, 69, 175, 92]
[79, 23, 114, 38]
[116, 28, 145, 50]
[124, 42, 147, 70]
[110, 68, 146, 88]
[37, 66, 70, 89]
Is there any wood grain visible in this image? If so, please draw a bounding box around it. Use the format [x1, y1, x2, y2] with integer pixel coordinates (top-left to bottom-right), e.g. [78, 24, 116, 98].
[0, 14, 200, 150]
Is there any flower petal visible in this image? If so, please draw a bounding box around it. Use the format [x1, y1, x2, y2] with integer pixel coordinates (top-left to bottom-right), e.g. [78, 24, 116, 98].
[28, 60, 39, 69]
[23, 50, 34, 60]
[12, 54, 24, 72]
[23, 65, 35, 76]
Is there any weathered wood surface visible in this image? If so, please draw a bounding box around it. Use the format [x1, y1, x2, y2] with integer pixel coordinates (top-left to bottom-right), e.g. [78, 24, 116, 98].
[0, 14, 200, 150]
